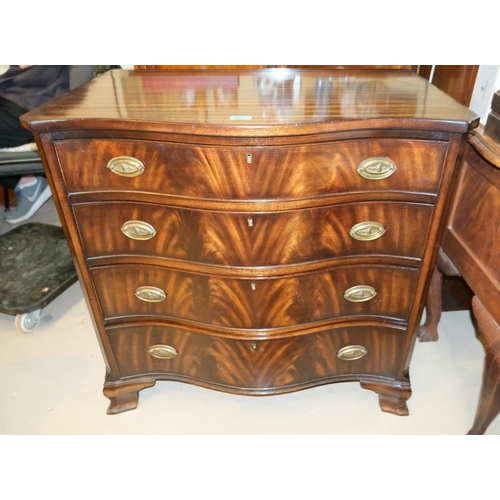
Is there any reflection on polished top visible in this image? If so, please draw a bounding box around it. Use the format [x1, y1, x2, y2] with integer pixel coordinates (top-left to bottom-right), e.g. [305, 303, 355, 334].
[22, 68, 479, 136]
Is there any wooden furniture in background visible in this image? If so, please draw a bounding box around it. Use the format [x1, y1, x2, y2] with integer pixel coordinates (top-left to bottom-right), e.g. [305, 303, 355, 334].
[418, 65, 480, 107]
[134, 65, 271, 70]
[485, 90, 500, 143]
[21, 68, 477, 415]
[278, 65, 414, 70]
[416, 65, 484, 317]
[135, 65, 414, 71]
[419, 125, 500, 434]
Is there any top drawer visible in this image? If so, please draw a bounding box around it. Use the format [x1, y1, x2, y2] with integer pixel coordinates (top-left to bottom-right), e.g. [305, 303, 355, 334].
[54, 138, 447, 200]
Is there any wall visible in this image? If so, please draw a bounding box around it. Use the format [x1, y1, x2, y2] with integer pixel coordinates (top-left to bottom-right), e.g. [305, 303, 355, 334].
[469, 65, 500, 124]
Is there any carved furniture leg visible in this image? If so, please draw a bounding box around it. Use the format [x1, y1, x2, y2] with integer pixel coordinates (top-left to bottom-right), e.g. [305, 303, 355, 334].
[418, 265, 443, 342]
[360, 379, 412, 416]
[467, 296, 500, 435]
[103, 378, 156, 415]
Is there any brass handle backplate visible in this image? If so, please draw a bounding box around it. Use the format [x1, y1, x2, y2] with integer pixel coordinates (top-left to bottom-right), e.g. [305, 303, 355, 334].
[357, 157, 396, 180]
[350, 221, 386, 241]
[337, 345, 367, 361]
[135, 286, 167, 302]
[344, 285, 377, 303]
[148, 344, 178, 359]
[107, 156, 145, 177]
[121, 220, 157, 240]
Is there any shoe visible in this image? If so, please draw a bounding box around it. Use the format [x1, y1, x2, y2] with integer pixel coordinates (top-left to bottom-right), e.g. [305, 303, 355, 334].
[5, 177, 52, 224]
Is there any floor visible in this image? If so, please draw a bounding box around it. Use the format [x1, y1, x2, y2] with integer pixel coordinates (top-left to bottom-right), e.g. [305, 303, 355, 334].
[1, 195, 499, 436]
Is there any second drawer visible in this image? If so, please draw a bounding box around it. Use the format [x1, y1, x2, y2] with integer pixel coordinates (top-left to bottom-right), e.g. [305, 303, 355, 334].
[74, 201, 433, 266]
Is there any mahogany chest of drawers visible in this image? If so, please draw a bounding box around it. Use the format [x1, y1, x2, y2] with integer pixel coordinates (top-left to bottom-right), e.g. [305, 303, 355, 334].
[21, 68, 478, 415]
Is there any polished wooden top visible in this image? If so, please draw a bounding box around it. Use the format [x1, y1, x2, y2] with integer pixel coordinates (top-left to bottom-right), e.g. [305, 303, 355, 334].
[21, 68, 479, 136]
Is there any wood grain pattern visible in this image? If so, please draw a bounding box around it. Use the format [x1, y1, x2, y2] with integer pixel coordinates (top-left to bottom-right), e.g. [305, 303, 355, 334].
[280, 65, 414, 70]
[74, 200, 434, 266]
[448, 150, 500, 286]
[106, 323, 407, 390]
[469, 125, 500, 169]
[467, 296, 500, 434]
[360, 379, 412, 416]
[91, 264, 419, 328]
[443, 146, 500, 327]
[102, 378, 156, 414]
[419, 127, 500, 432]
[430, 65, 479, 107]
[19, 69, 477, 415]
[418, 266, 443, 342]
[134, 66, 413, 71]
[55, 137, 448, 200]
[21, 69, 478, 135]
[430, 130, 500, 433]
[134, 65, 272, 71]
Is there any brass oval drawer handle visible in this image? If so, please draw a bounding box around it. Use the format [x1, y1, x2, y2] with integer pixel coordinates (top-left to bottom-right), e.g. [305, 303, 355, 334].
[357, 157, 396, 180]
[349, 221, 386, 241]
[337, 345, 367, 361]
[148, 344, 177, 360]
[107, 156, 145, 177]
[135, 286, 167, 302]
[344, 285, 377, 302]
[121, 220, 157, 240]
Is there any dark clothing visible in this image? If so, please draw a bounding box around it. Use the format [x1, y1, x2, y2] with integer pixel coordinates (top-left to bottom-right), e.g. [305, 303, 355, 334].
[0, 65, 70, 111]
[0, 96, 33, 148]
[0, 65, 70, 148]
[0, 65, 70, 196]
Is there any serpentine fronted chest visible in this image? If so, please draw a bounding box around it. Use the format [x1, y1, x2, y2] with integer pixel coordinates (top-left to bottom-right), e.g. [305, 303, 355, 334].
[22, 68, 478, 415]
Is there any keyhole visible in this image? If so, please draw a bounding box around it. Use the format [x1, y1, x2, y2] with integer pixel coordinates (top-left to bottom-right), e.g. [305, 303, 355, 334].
[251, 283, 256, 291]
[247, 218, 253, 227]
[251, 342, 257, 350]
[246, 153, 252, 164]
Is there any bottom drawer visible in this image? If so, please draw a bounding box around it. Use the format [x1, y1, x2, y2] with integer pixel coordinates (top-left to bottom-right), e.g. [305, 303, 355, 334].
[107, 324, 408, 392]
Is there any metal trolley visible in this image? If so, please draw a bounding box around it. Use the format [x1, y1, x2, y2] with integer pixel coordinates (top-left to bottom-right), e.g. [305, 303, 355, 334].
[0, 223, 77, 332]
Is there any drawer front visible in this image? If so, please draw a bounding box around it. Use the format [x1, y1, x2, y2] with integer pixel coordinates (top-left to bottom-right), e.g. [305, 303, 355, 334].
[55, 138, 447, 199]
[75, 201, 433, 265]
[91, 264, 419, 327]
[107, 324, 407, 387]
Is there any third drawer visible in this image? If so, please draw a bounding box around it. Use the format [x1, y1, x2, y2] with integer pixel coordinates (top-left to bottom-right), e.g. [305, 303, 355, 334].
[91, 263, 420, 327]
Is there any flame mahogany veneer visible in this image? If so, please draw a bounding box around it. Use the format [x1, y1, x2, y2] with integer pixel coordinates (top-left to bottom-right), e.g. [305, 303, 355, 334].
[419, 127, 500, 434]
[21, 68, 478, 416]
